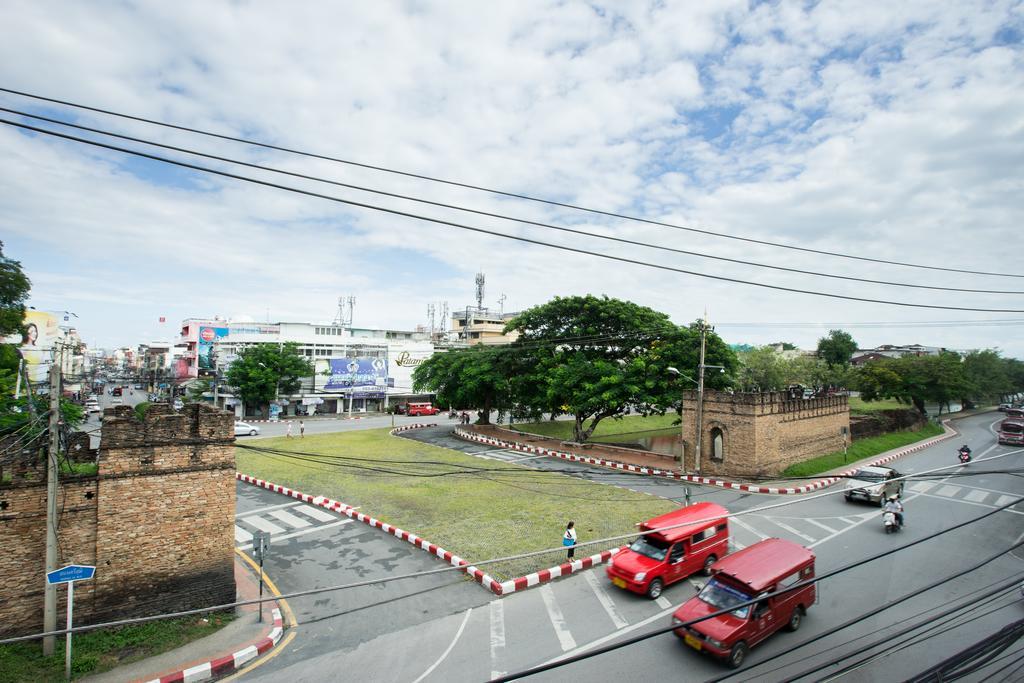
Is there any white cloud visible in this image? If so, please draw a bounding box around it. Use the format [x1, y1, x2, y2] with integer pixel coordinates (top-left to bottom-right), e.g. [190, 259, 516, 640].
[0, 0, 1022, 355]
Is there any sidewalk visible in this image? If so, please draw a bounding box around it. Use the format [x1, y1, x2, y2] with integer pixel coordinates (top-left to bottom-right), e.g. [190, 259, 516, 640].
[82, 553, 286, 683]
[460, 415, 963, 495]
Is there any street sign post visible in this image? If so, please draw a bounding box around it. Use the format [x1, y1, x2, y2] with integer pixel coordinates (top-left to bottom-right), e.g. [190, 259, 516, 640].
[46, 565, 96, 680]
[252, 532, 271, 623]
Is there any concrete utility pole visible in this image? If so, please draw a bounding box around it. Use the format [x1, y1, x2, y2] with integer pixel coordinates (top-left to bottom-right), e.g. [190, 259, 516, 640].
[695, 317, 707, 475]
[43, 359, 61, 655]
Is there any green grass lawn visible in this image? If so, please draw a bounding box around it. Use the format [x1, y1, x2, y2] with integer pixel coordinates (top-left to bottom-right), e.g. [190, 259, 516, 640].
[235, 428, 675, 580]
[0, 611, 234, 682]
[781, 423, 945, 478]
[514, 413, 680, 441]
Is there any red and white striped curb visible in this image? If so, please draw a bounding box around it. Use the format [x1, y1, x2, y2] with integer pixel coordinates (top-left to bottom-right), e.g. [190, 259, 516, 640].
[144, 608, 283, 683]
[496, 547, 625, 595]
[452, 420, 957, 495]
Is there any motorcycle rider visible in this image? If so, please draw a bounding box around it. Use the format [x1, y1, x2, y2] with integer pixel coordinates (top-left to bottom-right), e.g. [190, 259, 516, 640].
[883, 495, 904, 528]
[958, 444, 972, 462]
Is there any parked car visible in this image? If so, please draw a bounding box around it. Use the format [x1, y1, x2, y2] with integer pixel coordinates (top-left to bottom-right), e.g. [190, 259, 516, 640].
[173, 399, 184, 410]
[844, 465, 902, 504]
[110, 397, 123, 405]
[234, 421, 260, 437]
[999, 403, 1012, 411]
[85, 401, 101, 413]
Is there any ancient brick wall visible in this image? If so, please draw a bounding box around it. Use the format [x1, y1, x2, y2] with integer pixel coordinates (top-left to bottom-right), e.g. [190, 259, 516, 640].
[679, 390, 850, 478]
[0, 403, 236, 637]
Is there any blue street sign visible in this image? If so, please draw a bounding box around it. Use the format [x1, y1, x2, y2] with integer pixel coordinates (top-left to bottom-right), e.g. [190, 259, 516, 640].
[46, 565, 96, 585]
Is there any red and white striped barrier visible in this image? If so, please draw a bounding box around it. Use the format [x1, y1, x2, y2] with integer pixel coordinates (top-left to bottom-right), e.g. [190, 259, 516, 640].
[144, 608, 283, 683]
[452, 420, 957, 495]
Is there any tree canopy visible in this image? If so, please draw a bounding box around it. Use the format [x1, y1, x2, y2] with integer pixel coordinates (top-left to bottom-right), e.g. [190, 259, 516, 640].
[855, 352, 970, 414]
[225, 343, 313, 414]
[412, 345, 511, 424]
[0, 241, 31, 339]
[816, 329, 858, 367]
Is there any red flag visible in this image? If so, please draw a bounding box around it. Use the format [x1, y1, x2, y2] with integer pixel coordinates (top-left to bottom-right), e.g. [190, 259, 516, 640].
[159, 316, 166, 323]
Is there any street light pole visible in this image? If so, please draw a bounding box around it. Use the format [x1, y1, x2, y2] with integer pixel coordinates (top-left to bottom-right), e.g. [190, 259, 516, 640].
[667, 367, 696, 473]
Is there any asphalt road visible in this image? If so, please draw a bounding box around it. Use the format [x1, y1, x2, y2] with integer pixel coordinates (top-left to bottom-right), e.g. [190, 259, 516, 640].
[233, 412, 1024, 682]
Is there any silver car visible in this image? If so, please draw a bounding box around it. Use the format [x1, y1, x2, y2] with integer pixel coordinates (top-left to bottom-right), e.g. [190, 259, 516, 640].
[844, 465, 903, 504]
[234, 421, 260, 437]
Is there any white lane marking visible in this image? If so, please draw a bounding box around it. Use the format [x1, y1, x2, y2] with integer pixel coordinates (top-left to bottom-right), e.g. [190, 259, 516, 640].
[763, 517, 816, 543]
[805, 518, 839, 534]
[489, 600, 506, 681]
[909, 482, 936, 493]
[584, 572, 629, 629]
[238, 501, 304, 516]
[293, 504, 339, 523]
[837, 517, 856, 525]
[539, 584, 577, 651]
[234, 526, 253, 545]
[271, 518, 353, 543]
[240, 515, 285, 534]
[908, 492, 1024, 516]
[268, 509, 312, 528]
[965, 490, 989, 503]
[541, 604, 678, 667]
[730, 515, 768, 540]
[410, 608, 473, 683]
[936, 485, 962, 498]
[655, 596, 673, 610]
[996, 495, 1016, 508]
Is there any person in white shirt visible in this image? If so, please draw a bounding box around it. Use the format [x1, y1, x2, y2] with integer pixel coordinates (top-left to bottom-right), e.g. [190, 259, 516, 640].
[883, 496, 904, 527]
[564, 521, 578, 560]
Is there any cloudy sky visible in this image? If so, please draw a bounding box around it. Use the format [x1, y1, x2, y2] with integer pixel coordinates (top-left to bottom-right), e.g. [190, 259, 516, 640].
[2, 1, 1023, 356]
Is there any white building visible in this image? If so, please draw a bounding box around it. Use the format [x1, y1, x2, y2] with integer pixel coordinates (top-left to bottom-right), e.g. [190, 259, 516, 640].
[178, 318, 450, 418]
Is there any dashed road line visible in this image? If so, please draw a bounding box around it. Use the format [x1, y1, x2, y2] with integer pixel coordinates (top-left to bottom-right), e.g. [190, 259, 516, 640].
[540, 584, 577, 651]
[964, 489, 989, 503]
[234, 526, 253, 545]
[489, 600, 506, 681]
[238, 501, 304, 516]
[936, 485, 961, 498]
[837, 517, 856, 525]
[655, 595, 673, 610]
[294, 503, 340, 523]
[583, 571, 629, 629]
[909, 482, 936, 493]
[996, 495, 1016, 508]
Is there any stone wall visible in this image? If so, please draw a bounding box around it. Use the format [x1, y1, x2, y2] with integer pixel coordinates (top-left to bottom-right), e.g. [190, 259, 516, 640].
[0, 403, 236, 637]
[679, 390, 850, 478]
[849, 408, 925, 441]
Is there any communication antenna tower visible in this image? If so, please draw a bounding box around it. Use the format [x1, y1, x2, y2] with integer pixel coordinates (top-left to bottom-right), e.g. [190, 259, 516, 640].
[427, 304, 436, 336]
[333, 295, 356, 329]
[440, 302, 449, 332]
[498, 293, 507, 316]
[475, 272, 485, 312]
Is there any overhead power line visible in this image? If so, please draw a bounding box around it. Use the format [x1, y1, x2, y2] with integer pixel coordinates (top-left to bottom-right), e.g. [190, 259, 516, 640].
[5, 117, 1024, 314]
[2, 85, 1020, 278]
[4, 105, 1022, 297]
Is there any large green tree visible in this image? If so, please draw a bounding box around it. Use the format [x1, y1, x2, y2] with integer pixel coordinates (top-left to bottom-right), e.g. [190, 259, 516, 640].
[961, 349, 1011, 404]
[225, 343, 313, 416]
[0, 241, 31, 339]
[503, 296, 736, 442]
[817, 329, 858, 368]
[412, 346, 511, 424]
[856, 352, 970, 415]
[736, 346, 788, 391]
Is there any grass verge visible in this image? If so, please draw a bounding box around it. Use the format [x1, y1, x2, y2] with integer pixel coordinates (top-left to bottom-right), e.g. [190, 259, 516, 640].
[781, 423, 945, 478]
[0, 611, 234, 683]
[848, 397, 909, 414]
[235, 428, 675, 580]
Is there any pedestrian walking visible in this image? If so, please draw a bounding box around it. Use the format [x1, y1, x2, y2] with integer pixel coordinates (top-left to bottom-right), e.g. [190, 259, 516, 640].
[299, 420, 305, 438]
[286, 421, 293, 438]
[563, 521, 577, 561]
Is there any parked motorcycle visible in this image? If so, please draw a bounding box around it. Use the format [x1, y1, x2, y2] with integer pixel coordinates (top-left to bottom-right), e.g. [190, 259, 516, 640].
[958, 445, 972, 464]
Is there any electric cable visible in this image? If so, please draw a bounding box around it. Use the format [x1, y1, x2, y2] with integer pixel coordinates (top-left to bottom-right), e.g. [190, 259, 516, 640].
[900, 618, 1024, 682]
[3, 489, 1020, 649]
[2, 85, 1020, 278]
[4, 105, 1020, 297]
[5, 117, 1024, 314]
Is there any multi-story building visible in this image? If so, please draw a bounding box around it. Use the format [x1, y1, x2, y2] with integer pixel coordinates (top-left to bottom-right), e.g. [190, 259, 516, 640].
[450, 307, 520, 345]
[176, 318, 449, 418]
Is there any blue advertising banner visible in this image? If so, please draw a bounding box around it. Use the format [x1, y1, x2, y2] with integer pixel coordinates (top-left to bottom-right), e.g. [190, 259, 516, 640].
[198, 326, 229, 370]
[325, 357, 387, 391]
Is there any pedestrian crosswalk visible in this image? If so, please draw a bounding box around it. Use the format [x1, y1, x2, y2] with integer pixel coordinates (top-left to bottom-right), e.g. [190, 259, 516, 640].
[234, 501, 352, 547]
[907, 481, 1023, 511]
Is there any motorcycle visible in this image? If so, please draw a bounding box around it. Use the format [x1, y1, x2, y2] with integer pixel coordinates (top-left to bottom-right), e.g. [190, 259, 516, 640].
[958, 447, 972, 464]
[883, 510, 901, 533]
[448, 410, 459, 420]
